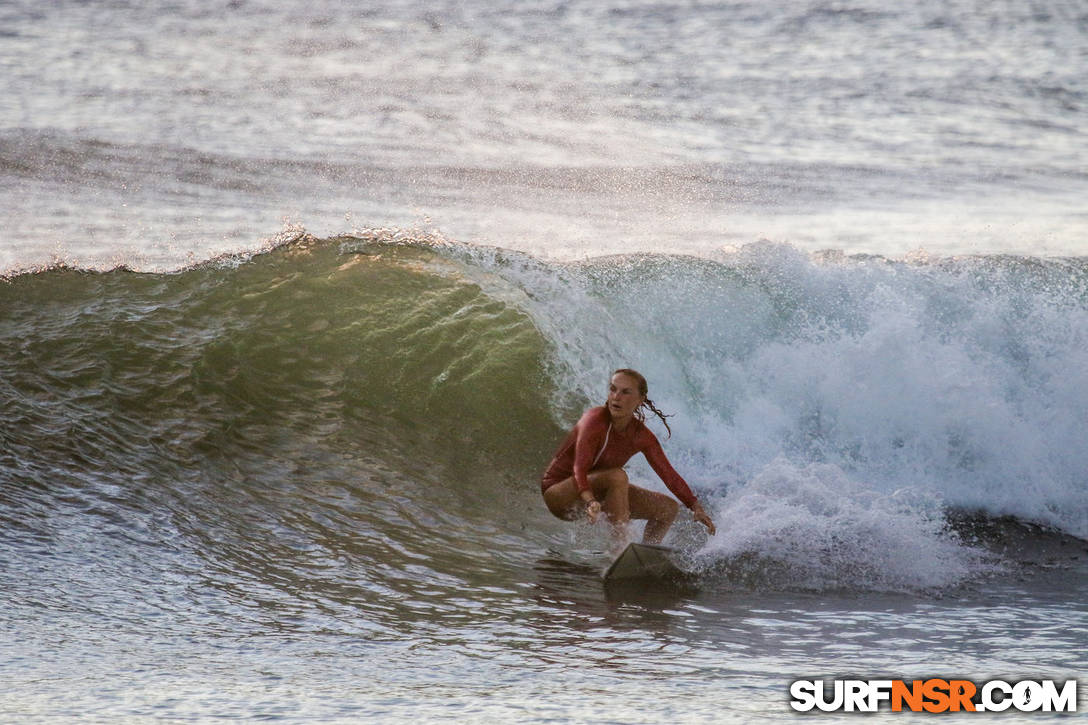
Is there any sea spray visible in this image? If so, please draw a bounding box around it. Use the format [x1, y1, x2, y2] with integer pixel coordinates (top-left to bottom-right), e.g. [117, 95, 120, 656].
[472, 240, 1088, 541]
[698, 459, 993, 592]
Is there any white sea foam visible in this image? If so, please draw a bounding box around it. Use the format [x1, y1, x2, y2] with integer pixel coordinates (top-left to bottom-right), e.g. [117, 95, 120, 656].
[697, 459, 992, 591]
[457, 239, 1088, 588]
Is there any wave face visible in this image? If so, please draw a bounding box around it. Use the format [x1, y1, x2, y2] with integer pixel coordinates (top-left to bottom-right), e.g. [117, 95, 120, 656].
[3, 233, 1087, 594]
[1, 232, 561, 510]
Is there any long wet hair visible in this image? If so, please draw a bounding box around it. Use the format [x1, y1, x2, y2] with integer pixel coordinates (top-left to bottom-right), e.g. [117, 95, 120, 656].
[611, 368, 674, 438]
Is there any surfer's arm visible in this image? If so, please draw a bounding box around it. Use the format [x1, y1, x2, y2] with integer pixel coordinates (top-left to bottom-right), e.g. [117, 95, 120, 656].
[571, 411, 605, 502]
[642, 434, 716, 535]
[642, 435, 696, 508]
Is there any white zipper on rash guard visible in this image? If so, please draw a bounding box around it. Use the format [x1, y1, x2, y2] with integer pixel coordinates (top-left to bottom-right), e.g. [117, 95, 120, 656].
[591, 423, 612, 468]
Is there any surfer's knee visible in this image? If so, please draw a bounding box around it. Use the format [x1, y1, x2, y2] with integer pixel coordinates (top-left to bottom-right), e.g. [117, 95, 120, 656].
[659, 496, 679, 523]
[592, 468, 628, 495]
[640, 492, 677, 526]
[609, 468, 630, 490]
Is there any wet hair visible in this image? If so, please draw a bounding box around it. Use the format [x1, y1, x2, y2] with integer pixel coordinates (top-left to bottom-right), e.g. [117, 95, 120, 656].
[611, 368, 674, 438]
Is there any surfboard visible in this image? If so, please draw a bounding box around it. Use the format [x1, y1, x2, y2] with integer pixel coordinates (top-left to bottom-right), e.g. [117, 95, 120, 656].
[603, 542, 683, 582]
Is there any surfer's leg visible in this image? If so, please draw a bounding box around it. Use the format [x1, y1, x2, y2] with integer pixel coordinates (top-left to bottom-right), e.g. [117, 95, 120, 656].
[594, 469, 630, 545]
[626, 484, 679, 544]
[542, 476, 582, 520]
[542, 469, 631, 544]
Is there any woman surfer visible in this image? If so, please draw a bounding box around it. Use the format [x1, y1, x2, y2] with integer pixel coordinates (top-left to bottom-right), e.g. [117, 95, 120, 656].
[541, 369, 716, 547]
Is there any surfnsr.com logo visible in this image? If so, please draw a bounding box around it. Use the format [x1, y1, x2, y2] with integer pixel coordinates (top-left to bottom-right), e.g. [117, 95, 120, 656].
[789, 679, 1078, 713]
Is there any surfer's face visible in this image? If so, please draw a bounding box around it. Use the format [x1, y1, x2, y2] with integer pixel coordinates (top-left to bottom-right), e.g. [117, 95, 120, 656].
[608, 373, 644, 420]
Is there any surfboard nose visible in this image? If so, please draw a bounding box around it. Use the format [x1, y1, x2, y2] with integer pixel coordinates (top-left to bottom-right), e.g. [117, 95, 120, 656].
[603, 542, 684, 582]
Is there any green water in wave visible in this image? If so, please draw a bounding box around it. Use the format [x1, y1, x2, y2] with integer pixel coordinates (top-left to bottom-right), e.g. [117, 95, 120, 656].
[0, 238, 564, 500]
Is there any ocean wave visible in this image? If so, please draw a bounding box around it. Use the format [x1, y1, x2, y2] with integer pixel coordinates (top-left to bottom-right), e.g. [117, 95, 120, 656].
[2, 231, 1086, 593]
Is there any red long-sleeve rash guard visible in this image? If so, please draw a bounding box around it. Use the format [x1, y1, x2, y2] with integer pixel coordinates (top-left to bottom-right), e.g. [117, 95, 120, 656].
[541, 406, 697, 509]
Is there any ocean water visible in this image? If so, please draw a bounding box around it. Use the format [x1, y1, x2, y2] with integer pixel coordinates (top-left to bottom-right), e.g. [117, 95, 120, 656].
[2, 1, 1087, 722]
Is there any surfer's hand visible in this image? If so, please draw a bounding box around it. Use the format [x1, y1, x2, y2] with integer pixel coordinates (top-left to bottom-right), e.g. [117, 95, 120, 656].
[691, 502, 716, 536]
[585, 499, 602, 523]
